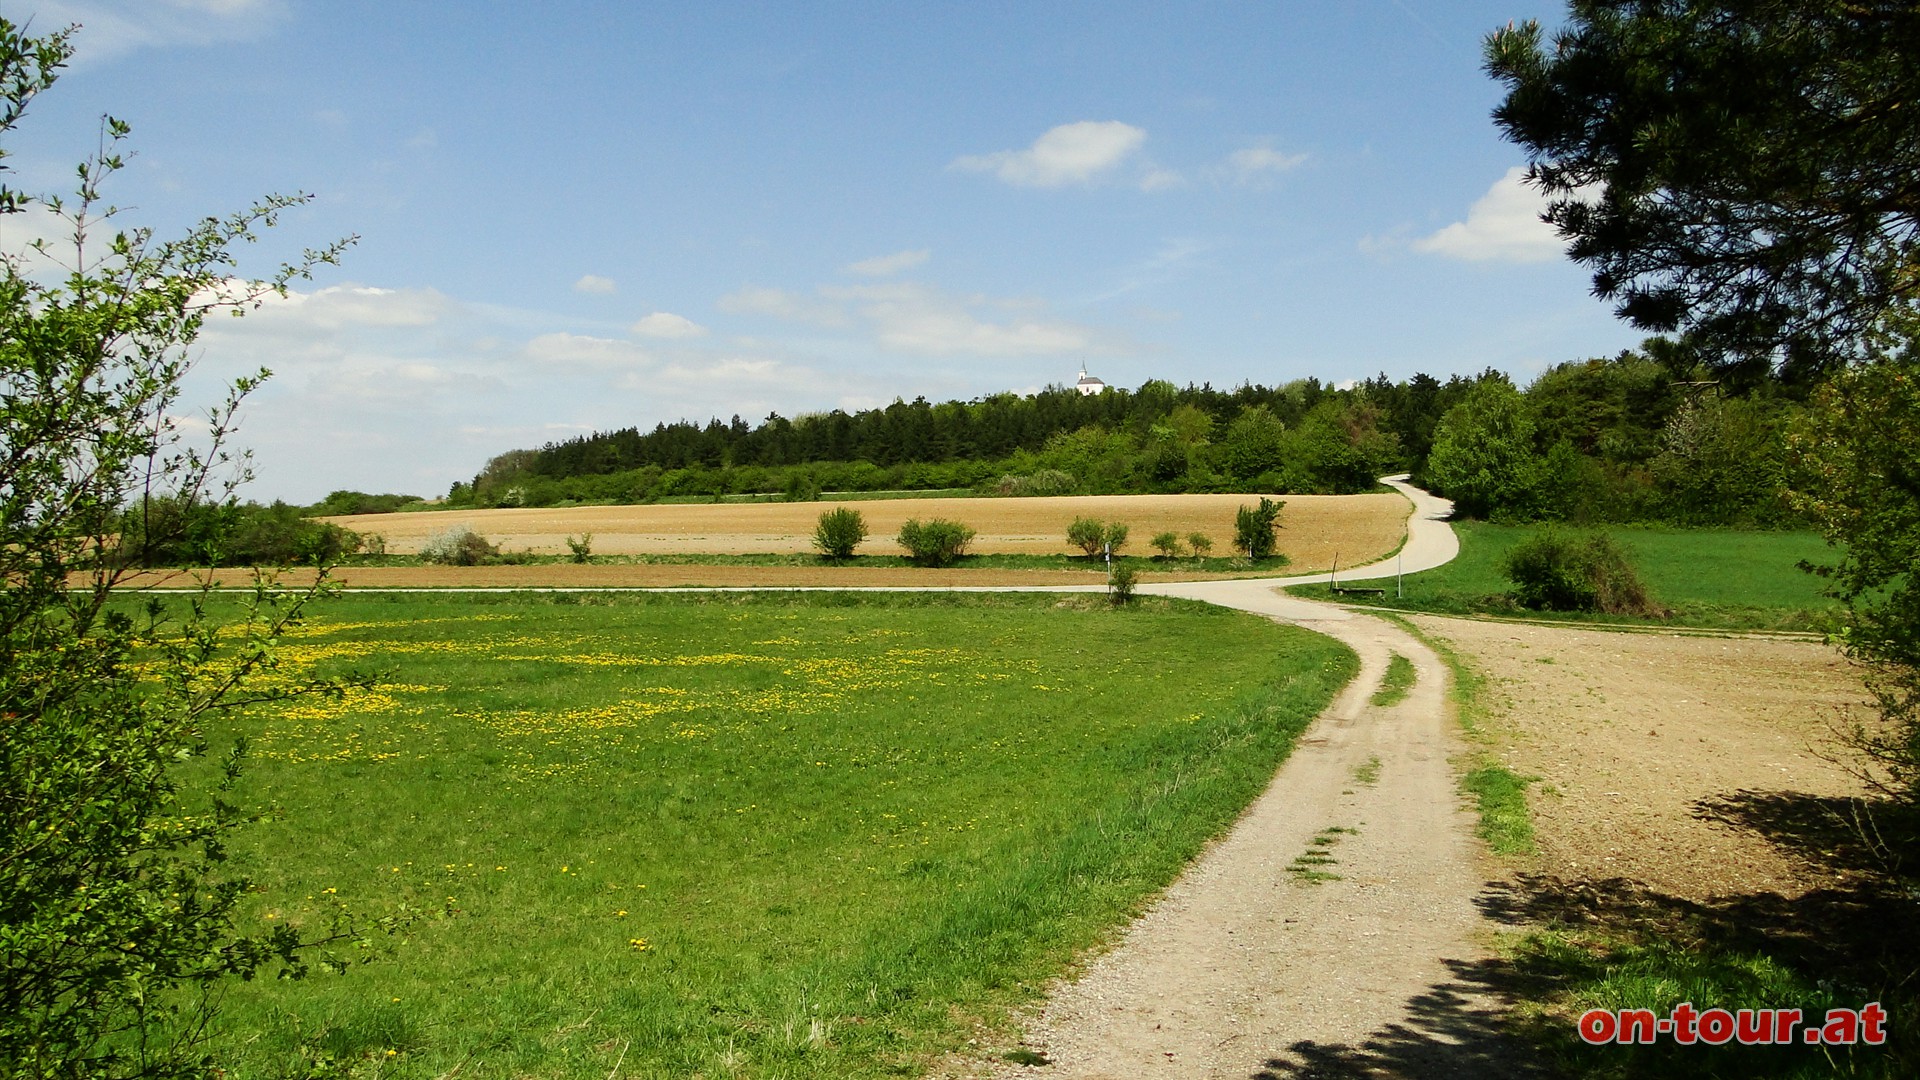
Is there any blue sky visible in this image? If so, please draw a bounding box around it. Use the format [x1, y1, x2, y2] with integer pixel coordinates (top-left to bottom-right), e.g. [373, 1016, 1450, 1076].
[3, 1, 1642, 502]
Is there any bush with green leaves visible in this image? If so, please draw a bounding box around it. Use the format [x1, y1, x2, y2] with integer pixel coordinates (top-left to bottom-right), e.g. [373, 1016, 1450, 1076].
[1234, 497, 1285, 558]
[1067, 517, 1129, 557]
[420, 524, 498, 566]
[1500, 528, 1662, 616]
[813, 507, 868, 560]
[994, 469, 1077, 496]
[0, 20, 385, 1075]
[1186, 531, 1213, 556]
[1109, 562, 1139, 605]
[897, 517, 975, 567]
[1150, 530, 1184, 558]
[565, 532, 593, 563]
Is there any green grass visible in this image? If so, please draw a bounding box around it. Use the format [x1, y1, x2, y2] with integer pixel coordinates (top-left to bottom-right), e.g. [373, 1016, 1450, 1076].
[1293, 522, 1840, 631]
[1503, 925, 1910, 1079]
[1368, 653, 1416, 707]
[184, 591, 1356, 1078]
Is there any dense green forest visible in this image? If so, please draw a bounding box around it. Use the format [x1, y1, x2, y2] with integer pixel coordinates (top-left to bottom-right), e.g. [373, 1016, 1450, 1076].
[436, 345, 1807, 527]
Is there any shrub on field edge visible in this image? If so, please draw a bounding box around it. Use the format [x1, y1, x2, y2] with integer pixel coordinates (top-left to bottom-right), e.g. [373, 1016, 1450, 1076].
[1067, 517, 1130, 557]
[1187, 531, 1213, 556]
[897, 517, 975, 567]
[1234, 498, 1285, 558]
[1109, 563, 1139, 605]
[421, 525, 498, 566]
[1150, 530, 1184, 558]
[1500, 528, 1665, 616]
[565, 533, 593, 563]
[814, 507, 869, 560]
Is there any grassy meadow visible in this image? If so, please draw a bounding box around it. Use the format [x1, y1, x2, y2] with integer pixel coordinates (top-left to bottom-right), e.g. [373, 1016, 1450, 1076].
[1293, 522, 1842, 631]
[187, 591, 1356, 1078]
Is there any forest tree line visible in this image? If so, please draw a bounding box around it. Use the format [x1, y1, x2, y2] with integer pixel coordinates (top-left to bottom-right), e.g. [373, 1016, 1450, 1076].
[444, 345, 1809, 528]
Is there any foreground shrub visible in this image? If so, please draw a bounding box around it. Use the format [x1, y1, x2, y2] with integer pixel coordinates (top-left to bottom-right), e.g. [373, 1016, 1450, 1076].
[1234, 498, 1285, 558]
[897, 517, 975, 567]
[813, 507, 869, 560]
[420, 525, 498, 566]
[1109, 562, 1139, 605]
[1067, 517, 1130, 557]
[1501, 528, 1663, 615]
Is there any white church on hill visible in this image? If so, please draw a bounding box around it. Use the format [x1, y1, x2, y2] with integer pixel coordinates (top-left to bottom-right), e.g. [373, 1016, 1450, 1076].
[1075, 367, 1107, 396]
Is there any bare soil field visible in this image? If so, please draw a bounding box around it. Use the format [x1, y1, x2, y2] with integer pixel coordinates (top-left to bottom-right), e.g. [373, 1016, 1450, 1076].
[322, 492, 1407, 567]
[1413, 616, 1871, 899]
[103, 563, 1213, 590]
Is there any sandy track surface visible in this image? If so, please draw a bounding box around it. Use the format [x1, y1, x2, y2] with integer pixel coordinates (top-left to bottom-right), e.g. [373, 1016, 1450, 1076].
[963, 481, 1515, 1078]
[983, 600, 1503, 1079]
[323, 492, 1407, 570]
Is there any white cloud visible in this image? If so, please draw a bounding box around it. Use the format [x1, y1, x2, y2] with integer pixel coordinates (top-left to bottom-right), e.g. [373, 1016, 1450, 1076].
[524, 332, 654, 370]
[717, 285, 848, 327]
[1223, 145, 1307, 185]
[31, 0, 288, 62]
[246, 283, 454, 329]
[1412, 166, 1568, 263]
[572, 274, 616, 295]
[1139, 167, 1186, 192]
[819, 282, 1094, 357]
[631, 311, 708, 339]
[951, 121, 1147, 188]
[846, 249, 930, 276]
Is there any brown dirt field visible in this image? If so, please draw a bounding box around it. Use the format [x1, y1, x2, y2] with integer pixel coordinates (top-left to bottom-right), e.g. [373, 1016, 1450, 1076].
[1412, 615, 1873, 901]
[321, 492, 1407, 570]
[101, 563, 1209, 590]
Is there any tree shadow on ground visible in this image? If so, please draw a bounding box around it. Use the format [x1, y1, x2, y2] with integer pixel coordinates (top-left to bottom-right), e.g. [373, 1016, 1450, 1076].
[1245, 789, 1917, 1079]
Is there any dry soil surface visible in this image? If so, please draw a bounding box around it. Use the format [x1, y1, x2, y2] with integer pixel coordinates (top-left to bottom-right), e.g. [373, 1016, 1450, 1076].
[323, 492, 1407, 568]
[1410, 616, 1872, 901]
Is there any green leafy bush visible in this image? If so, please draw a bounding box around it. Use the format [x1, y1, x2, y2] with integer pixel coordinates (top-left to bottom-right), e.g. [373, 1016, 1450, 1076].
[1187, 531, 1213, 556]
[1501, 528, 1663, 615]
[813, 507, 869, 560]
[1067, 517, 1130, 557]
[420, 525, 498, 566]
[1150, 530, 1184, 557]
[1109, 562, 1139, 605]
[565, 533, 593, 563]
[995, 469, 1078, 496]
[897, 517, 975, 567]
[1234, 497, 1285, 558]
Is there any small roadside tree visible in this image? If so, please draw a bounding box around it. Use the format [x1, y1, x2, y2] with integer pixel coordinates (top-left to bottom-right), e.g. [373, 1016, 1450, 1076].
[0, 21, 378, 1076]
[1234, 498, 1285, 559]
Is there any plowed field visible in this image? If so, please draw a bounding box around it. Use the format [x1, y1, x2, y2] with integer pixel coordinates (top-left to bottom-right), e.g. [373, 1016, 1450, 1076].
[324, 492, 1408, 568]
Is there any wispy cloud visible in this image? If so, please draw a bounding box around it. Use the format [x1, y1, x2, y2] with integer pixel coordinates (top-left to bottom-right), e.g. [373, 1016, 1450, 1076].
[1412, 166, 1567, 263]
[717, 285, 849, 327]
[951, 121, 1147, 188]
[30, 0, 289, 62]
[845, 249, 930, 276]
[1221, 144, 1307, 186]
[630, 311, 707, 339]
[572, 274, 616, 295]
[819, 281, 1097, 357]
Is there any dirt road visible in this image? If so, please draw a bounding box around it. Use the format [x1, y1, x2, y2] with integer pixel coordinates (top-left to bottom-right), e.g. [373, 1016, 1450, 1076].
[964, 478, 1514, 1077]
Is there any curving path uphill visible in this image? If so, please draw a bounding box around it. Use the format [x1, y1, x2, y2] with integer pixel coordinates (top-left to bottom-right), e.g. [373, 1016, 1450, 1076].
[971, 478, 1518, 1079]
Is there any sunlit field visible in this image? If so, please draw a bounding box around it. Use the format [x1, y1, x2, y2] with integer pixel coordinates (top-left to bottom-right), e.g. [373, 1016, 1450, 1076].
[192, 591, 1356, 1078]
